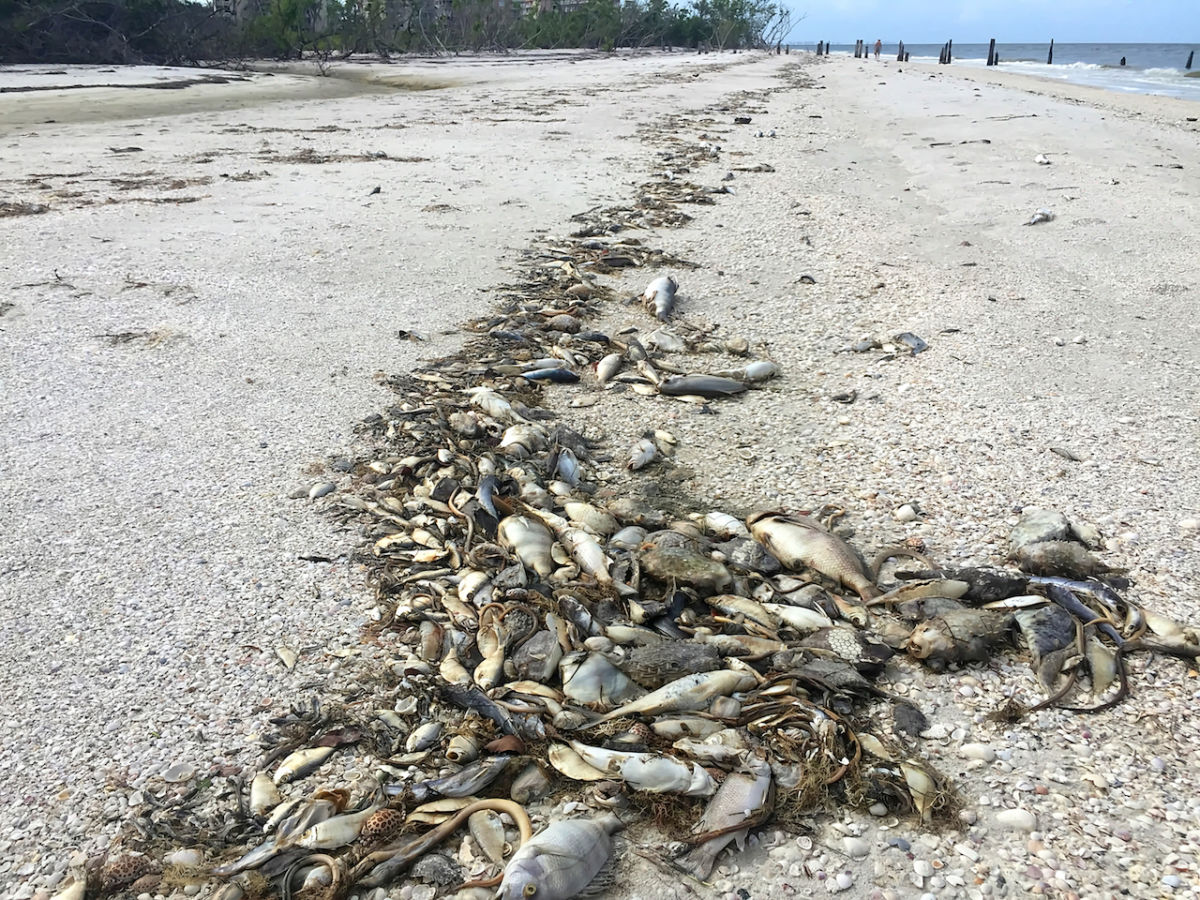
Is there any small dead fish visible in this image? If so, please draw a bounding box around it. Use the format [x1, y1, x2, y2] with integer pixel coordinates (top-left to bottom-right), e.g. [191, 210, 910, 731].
[498, 515, 556, 577]
[249, 771, 283, 818]
[641, 275, 678, 321]
[592, 668, 757, 724]
[905, 605, 1014, 670]
[274, 746, 337, 785]
[596, 352, 623, 384]
[748, 511, 879, 601]
[894, 332, 928, 354]
[297, 805, 379, 850]
[1024, 207, 1054, 225]
[567, 741, 716, 795]
[676, 759, 774, 879]
[1014, 541, 1124, 579]
[521, 367, 579, 383]
[658, 374, 747, 398]
[627, 436, 658, 470]
[499, 814, 624, 900]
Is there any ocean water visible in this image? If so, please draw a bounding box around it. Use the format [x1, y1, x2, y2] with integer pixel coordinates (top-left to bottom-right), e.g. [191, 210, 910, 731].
[797, 42, 1200, 102]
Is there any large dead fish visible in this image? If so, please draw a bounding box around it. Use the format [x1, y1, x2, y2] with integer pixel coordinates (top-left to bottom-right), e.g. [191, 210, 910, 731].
[499, 814, 623, 900]
[747, 511, 879, 601]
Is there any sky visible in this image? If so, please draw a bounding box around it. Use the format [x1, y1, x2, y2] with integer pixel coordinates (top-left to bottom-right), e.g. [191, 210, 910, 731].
[783, 0, 1198, 44]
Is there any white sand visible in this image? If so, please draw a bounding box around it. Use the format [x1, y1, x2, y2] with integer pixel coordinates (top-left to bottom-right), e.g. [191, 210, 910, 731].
[2, 49, 1199, 899]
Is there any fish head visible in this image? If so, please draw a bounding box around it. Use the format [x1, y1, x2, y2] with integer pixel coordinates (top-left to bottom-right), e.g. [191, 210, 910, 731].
[499, 856, 554, 899]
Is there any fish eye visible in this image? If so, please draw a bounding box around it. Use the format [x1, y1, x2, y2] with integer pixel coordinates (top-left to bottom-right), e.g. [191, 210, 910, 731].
[522, 884, 538, 897]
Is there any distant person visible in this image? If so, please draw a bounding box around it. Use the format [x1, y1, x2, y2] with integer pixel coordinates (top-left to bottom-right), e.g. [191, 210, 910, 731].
[874, 39, 882, 59]
[1120, 56, 1126, 66]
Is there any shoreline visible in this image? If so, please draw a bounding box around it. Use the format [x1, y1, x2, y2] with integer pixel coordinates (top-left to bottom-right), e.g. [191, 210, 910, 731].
[3, 49, 1200, 900]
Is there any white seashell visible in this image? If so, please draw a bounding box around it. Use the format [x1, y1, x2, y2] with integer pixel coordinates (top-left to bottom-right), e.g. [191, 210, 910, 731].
[996, 808, 1037, 832]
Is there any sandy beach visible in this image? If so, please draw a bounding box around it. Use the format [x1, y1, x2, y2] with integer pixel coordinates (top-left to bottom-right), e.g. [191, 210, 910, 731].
[2, 48, 1199, 900]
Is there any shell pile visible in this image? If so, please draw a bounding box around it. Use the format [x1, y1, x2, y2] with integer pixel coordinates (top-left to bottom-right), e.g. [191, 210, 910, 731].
[76, 87, 1200, 900]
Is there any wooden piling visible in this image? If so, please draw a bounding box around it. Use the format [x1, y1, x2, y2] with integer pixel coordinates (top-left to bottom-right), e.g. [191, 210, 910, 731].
[1187, 50, 1194, 70]
[905, 52, 910, 62]
[816, 41, 823, 56]
[1047, 39, 1054, 65]
[947, 39, 953, 63]
[987, 38, 996, 67]
[897, 41, 904, 62]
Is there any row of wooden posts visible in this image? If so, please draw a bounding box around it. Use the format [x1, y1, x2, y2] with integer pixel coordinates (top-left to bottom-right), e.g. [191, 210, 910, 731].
[814, 40, 1194, 71]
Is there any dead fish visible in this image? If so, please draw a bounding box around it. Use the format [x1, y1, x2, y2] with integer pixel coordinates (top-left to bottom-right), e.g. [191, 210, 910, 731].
[715, 360, 780, 384]
[596, 352, 623, 385]
[591, 668, 757, 724]
[627, 435, 658, 470]
[567, 741, 716, 795]
[676, 759, 775, 879]
[498, 515, 556, 578]
[748, 511, 879, 601]
[618, 641, 722, 688]
[658, 374, 747, 398]
[905, 605, 1014, 670]
[639, 544, 732, 594]
[249, 771, 283, 818]
[1024, 207, 1054, 225]
[274, 746, 337, 785]
[641, 275, 678, 321]
[894, 332, 928, 354]
[1014, 602, 1078, 693]
[560, 651, 646, 706]
[1014, 541, 1125, 579]
[521, 367, 579, 383]
[499, 814, 624, 900]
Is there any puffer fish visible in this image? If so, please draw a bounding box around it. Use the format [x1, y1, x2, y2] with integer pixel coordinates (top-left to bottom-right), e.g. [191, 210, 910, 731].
[499, 814, 624, 900]
[747, 511, 879, 601]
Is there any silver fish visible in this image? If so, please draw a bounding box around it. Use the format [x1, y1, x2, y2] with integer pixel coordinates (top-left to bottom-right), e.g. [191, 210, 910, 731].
[499, 815, 623, 900]
[641, 275, 678, 321]
[596, 352, 623, 385]
[627, 436, 658, 470]
[676, 759, 775, 879]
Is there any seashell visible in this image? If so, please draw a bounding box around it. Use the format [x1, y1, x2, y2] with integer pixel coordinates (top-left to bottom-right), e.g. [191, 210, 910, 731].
[275, 645, 298, 670]
[163, 848, 204, 868]
[50, 879, 86, 900]
[996, 808, 1037, 832]
[901, 760, 939, 818]
[446, 734, 480, 765]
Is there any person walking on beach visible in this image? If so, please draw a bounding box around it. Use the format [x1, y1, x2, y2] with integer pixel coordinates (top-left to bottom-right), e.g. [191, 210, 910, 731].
[874, 39, 882, 59]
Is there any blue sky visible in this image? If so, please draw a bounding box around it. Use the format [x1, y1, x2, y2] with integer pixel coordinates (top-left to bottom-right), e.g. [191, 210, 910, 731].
[783, 0, 1197, 44]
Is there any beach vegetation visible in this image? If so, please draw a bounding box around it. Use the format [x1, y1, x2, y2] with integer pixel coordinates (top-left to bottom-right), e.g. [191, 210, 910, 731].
[0, 0, 790, 63]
